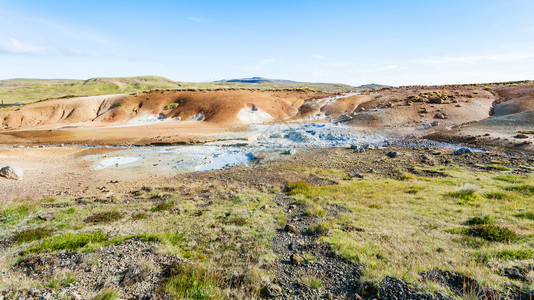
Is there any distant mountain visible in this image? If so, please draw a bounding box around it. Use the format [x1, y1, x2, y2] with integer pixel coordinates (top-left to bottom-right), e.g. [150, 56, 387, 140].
[357, 83, 390, 90]
[215, 77, 298, 83]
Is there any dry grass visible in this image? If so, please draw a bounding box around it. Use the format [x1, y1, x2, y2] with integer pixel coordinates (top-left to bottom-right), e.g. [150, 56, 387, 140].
[286, 167, 534, 291]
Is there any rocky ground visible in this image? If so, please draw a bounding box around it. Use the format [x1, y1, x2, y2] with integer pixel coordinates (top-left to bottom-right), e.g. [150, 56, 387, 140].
[1, 145, 533, 299]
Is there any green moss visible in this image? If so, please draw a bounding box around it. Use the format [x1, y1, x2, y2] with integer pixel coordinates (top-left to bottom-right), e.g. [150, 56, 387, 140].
[84, 211, 124, 224]
[515, 211, 534, 220]
[150, 201, 174, 212]
[164, 103, 180, 110]
[483, 192, 510, 200]
[28, 232, 108, 253]
[13, 227, 55, 244]
[505, 184, 534, 195]
[487, 164, 509, 171]
[0, 204, 32, 224]
[132, 212, 148, 220]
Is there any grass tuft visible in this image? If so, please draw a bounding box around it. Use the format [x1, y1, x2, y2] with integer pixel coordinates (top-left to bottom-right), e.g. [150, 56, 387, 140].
[159, 262, 220, 299]
[91, 288, 120, 300]
[464, 215, 495, 226]
[447, 186, 479, 202]
[464, 224, 519, 243]
[286, 181, 313, 196]
[300, 276, 323, 290]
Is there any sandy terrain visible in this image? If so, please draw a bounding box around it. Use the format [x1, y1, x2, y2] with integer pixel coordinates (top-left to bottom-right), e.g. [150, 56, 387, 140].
[1, 83, 534, 204]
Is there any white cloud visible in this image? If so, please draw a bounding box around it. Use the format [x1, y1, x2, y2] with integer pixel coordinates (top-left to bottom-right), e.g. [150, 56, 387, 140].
[0, 37, 47, 55]
[310, 54, 328, 60]
[188, 17, 209, 23]
[240, 58, 277, 70]
[417, 53, 534, 65]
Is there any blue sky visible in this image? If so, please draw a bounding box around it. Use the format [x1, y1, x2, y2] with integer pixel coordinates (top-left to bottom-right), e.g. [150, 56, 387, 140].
[0, 0, 533, 85]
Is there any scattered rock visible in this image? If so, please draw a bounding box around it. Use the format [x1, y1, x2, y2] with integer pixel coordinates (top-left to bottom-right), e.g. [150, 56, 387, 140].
[352, 173, 364, 179]
[37, 213, 56, 221]
[290, 253, 304, 265]
[515, 134, 529, 139]
[284, 224, 297, 234]
[0, 165, 24, 180]
[379, 276, 448, 299]
[431, 121, 440, 127]
[453, 148, 473, 155]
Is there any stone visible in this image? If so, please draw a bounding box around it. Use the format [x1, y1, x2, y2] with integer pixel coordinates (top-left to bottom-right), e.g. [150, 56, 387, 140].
[288, 242, 299, 251]
[351, 144, 364, 153]
[262, 283, 282, 298]
[38, 213, 56, 221]
[430, 98, 444, 104]
[290, 253, 304, 265]
[350, 294, 363, 300]
[431, 121, 440, 126]
[352, 173, 364, 179]
[434, 112, 447, 119]
[284, 224, 297, 233]
[453, 148, 473, 155]
[0, 165, 24, 180]
[283, 149, 297, 155]
[515, 134, 529, 139]
[120, 265, 147, 287]
[260, 205, 269, 210]
[386, 151, 399, 158]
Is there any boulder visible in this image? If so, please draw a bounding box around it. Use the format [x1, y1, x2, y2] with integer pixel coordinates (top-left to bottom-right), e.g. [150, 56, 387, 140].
[284, 224, 297, 233]
[386, 151, 399, 158]
[0, 165, 24, 180]
[453, 148, 473, 155]
[38, 213, 56, 221]
[290, 253, 304, 265]
[434, 112, 447, 119]
[283, 149, 297, 155]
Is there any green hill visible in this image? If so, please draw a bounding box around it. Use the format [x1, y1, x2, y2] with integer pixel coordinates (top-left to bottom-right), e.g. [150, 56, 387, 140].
[0, 76, 361, 104]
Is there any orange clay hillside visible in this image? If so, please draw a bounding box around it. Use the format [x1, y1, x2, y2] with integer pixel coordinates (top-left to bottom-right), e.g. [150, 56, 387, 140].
[0, 83, 533, 150]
